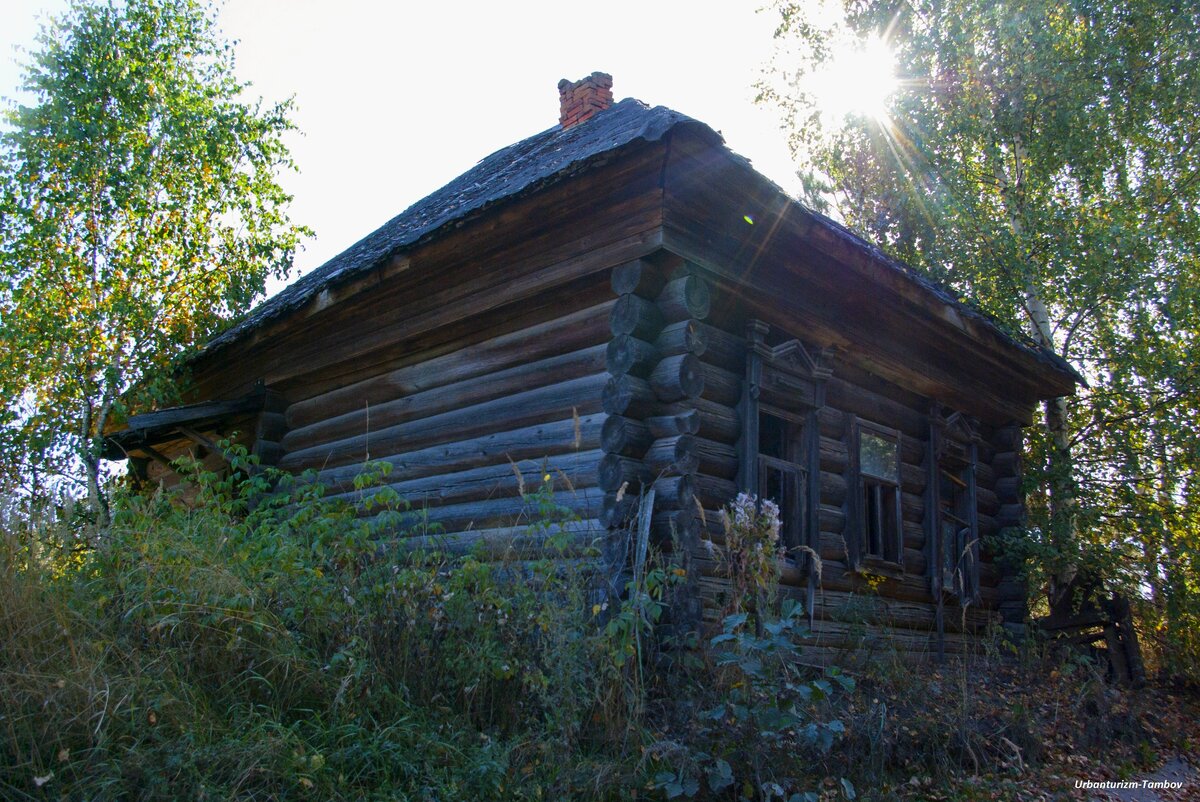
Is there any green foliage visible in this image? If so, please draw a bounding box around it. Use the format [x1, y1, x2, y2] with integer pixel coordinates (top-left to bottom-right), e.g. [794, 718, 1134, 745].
[646, 496, 854, 802]
[761, 0, 1200, 678]
[0, 0, 308, 517]
[0, 464, 866, 800]
[0, 458, 640, 799]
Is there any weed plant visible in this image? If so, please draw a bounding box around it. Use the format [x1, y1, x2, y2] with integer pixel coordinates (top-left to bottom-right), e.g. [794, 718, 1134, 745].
[1, 457, 643, 800]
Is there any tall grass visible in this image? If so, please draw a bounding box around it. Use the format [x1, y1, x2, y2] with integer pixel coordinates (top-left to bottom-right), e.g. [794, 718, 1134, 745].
[6, 458, 1166, 801]
[0, 463, 642, 800]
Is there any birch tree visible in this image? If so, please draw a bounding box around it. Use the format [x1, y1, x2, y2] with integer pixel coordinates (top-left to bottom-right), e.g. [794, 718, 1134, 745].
[0, 0, 308, 522]
[761, 0, 1200, 671]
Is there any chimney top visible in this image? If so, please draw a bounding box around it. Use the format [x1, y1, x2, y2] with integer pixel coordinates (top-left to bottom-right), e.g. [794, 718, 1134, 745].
[558, 72, 614, 129]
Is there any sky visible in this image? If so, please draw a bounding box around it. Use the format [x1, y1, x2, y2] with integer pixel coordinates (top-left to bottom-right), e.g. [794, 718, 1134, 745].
[0, 0, 805, 284]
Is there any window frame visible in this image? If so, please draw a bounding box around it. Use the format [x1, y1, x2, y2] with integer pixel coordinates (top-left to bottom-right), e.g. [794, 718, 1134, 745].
[927, 411, 981, 605]
[850, 418, 904, 571]
[738, 321, 829, 579]
[755, 405, 808, 554]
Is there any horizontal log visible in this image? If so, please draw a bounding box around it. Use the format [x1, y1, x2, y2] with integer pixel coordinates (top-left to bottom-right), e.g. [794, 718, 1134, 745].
[819, 504, 845, 535]
[694, 473, 738, 508]
[602, 375, 657, 418]
[993, 576, 1022, 600]
[901, 491, 924, 523]
[690, 321, 744, 372]
[601, 415, 653, 457]
[653, 474, 696, 511]
[900, 433, 925, 465]
[645, 435, 698, 477]
[976, 486, 1000, 516]
[598, 454, 652, 493]
[657, 274, 711, 322]
[815, 560, 934, 604]
[974, 557, 1001, 588]
[611, 257, 667, 297]
[600, 492, 638, 528]
[991, 451, 1020, 478]
[610, 293, 665, 341]
[818, 407, 847, 439]
[693, 436, 738, 480]
[655, 320, 706, 358]
[994, 476, 1021, 501]
[974, 461, 997, 489]
[646, 409, 700, 438]
[650, 353, 705, 403]
[311, 414, 603, 494]
[664, 398, 739, 444]
[286, 300, 614, 429]
[826, 376, 927, 439]
[397, 519, 607, 560]
[386, 487, 605, 534]
[811, 529, 924, 574]
[802, 618, 981, 653]
[330, 449, 602, 510]
[903, 520, 926, 552]
[606, 335, 658, 378]
[698, 363, 742, 407]
[900, 462, 926, 495]
[247, 175, 662, 395]
[819, 436, 849, 474]
[780, 584, 995, 634]
[809, 470, 843, 508]
[653, 509, 700, 543]
[281, 373, 607, 472]
[283, 345, 606, 453]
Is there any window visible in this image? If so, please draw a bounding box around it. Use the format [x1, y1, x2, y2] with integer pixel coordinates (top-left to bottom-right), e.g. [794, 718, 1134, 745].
[938, 467, 966, 591]
[936, 449, 978, 601]
[738, 320, 827, 576]
[855, 424, 903, 566]
[929, 410, 980, 603]
[756, 410, 806, 552]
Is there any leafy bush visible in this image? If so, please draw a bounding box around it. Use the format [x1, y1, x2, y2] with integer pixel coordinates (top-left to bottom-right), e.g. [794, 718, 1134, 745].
[0, 457, 638, 799]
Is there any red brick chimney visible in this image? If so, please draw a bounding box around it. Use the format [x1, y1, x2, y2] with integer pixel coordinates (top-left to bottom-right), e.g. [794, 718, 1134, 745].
[558, 72, 614, 128]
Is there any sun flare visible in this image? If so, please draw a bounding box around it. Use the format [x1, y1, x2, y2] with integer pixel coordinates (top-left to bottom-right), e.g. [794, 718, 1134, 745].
[807, 34, 898, 123]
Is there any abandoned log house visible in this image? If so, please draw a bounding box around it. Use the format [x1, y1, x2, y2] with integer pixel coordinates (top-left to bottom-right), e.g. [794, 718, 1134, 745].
[105, 73, 1080, 662]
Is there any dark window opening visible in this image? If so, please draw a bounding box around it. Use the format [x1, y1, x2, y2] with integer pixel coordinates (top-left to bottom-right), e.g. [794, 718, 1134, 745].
[757, 410, 806, 553]
[938, 458, 977, 599]
[858, 426, 902, 565]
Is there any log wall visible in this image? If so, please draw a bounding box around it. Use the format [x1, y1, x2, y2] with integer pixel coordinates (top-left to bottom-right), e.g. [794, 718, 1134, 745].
[634, 252, 1025, 664]
[184, 141, 676, 565]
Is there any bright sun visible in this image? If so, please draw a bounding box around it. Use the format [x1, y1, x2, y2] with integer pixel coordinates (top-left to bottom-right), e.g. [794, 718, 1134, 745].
[807, 34, 898, 123]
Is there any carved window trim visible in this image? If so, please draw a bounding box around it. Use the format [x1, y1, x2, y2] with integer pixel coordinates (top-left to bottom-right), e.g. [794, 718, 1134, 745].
[738, 320, 830, 575]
